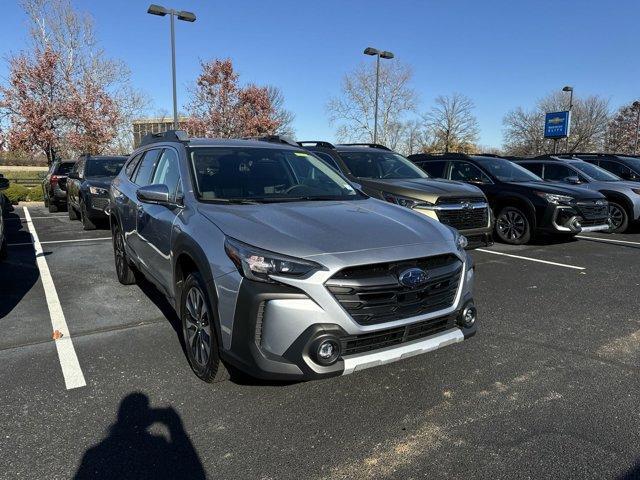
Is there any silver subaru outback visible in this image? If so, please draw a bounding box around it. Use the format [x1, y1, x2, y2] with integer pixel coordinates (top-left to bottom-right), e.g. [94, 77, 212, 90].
[109, 131, 477, 383]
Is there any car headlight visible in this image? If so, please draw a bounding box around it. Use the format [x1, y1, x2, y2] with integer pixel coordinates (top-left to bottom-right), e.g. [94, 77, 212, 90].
[382, 192, 434, 209]
[224, 237, 324, 283]
[89, 186, 109, 196]
[535, 192, 573, 204]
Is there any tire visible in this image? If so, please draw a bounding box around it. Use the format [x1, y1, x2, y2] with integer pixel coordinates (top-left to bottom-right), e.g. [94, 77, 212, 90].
[181, 272, 229, 383]
[495, 206, 532, 245]
[48, 201, 58, 213]
[112, 222, 136, 285]
[43, 191, 49, 208]
[607, 201, 629, 233]
[68, 203, 79, 220]
[0, 236, 6, 261]
[80, 201, 96, 230]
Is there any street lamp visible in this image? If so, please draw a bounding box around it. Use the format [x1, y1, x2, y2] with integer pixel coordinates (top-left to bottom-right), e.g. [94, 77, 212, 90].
[147, 4, 196, 130]
[364, 47, 394, 144]
[633, 101, 640, 155]
[562, 86, 573, 153]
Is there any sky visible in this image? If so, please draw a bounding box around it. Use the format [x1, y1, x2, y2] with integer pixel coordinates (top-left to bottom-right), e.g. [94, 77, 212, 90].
[1, 0, 639, 148]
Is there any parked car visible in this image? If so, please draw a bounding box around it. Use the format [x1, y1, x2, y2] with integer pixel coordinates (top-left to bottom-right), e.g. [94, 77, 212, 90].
[67, 155, 127, 230]
[573, 153, 640, 182]
[408, 153, 610, 244]
[298, 142, 493, 248]
[0, 175, 9, 260]
[42, 159, 76, 213]
[110, 131, 477, 383]
[516, 156, 640, 233]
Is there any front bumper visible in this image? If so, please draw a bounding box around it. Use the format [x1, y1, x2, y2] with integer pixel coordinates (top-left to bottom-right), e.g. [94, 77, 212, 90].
[542, 204, 610, 234]
[86, 195, 111, 218]
[218, 252, 476, 381]
[414, 204, 493, 249]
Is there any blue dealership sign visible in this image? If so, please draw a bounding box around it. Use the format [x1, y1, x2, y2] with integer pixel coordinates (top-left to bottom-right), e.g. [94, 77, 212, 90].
[544, 111, 571, 139]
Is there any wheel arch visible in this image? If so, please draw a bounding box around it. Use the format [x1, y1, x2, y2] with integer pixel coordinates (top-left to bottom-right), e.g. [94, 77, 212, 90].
[492, 194, 537, 229]
[599, 190, 634, 216]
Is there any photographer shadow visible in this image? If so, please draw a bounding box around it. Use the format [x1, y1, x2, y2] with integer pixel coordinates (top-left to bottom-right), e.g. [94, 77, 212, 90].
[74, 393, 206, 480]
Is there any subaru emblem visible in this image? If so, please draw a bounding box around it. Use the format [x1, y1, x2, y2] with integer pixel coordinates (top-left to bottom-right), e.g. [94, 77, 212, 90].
[398, 268, 429, 288]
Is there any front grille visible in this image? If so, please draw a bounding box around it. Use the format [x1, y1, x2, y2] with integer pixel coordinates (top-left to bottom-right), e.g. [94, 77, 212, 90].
[580, 218, 607, 227]
[576, 201, 608, 220]
[436, 208, 488, 230]
[436, 197, 484, 205]
[91, 197, 109, 211]
[341, 314, 456, 355]
[326, 254, 462, 326]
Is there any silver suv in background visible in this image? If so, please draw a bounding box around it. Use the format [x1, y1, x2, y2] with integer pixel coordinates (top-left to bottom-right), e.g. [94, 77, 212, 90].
[516, 156, 640, 233]
[109, 131, 477, 383]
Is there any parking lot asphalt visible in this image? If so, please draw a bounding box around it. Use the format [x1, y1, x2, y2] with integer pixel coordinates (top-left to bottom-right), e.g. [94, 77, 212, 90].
[1, 202, 640, 479]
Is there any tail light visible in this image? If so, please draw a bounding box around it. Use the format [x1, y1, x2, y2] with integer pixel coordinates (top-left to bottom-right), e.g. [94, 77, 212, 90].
[50, 175, 61, 186]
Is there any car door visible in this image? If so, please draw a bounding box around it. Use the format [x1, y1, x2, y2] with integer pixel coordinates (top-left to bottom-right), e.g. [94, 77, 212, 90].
[541, 163, 586, 184]
[135, 147, 183, 290]
[112, 151, 146, 255]
[447, 160, 494, 199]
[68, 159, 85, 209]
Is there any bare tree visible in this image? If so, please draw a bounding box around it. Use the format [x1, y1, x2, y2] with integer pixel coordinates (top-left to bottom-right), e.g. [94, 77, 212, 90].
[266, 85, 295, 137]
[423, 93, 479, 153]
[327, 62, 417, 150]
[503, 92, 610, 155]
[606, 100, 640, 154]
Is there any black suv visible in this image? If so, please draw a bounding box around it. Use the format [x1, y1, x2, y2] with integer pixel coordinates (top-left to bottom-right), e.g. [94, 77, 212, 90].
[42, 159, 76, 213]
[66, 155, 127, 229]
[299, 142, 493, 248]
[408, 153, 610, 244]
[574, 154, 640, 182]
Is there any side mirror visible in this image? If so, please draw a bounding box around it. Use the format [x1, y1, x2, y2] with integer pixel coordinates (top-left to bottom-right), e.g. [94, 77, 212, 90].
[565, 176, 581, 185]
[58, 177, 68, 191]
[137, 184, 170, 205]
[623, 172, 638, 181]
[0, 177, 9, 191]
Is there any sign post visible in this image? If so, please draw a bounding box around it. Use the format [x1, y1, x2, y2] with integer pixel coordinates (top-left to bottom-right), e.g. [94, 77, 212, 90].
[544, 111, 571, 153]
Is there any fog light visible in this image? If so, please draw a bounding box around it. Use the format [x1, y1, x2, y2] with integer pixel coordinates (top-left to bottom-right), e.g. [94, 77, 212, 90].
[460, 304, 477, 328]
[313, 338, 341, 366]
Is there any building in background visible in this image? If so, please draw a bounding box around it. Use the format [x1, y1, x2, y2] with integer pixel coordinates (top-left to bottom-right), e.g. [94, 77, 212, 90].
[132, 117, 190, 147]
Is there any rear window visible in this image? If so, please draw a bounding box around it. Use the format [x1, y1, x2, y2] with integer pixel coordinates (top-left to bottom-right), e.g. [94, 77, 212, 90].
[56, 162, 75, 175]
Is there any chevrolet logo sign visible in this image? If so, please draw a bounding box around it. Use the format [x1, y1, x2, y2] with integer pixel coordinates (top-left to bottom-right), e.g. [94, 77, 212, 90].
[548, 116, 564, 125]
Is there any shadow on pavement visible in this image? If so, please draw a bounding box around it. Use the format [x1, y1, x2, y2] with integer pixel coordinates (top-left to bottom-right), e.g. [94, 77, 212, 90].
[74, 392, 206, 480]
[0, 209, 39, 319]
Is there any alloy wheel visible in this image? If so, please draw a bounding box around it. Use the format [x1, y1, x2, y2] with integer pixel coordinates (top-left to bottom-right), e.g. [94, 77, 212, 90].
[184, 287, 212, 367]
[114, 230, 126, 280]
[497, 210, 527, 241]
[608, 204, 625, 231]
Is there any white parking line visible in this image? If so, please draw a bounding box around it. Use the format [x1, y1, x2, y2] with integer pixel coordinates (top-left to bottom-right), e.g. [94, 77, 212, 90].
[475, 248, 586, 271]
[23, 207, 86, 390]
[8, 237, 111, 247]
[576, 235, 640, 246]
[6, 215, 67, 221]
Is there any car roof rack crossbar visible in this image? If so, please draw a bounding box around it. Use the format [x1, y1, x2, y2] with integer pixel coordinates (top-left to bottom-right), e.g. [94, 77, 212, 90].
[244, 135, 299, 147]
[338, 143, 391, 151]
[140, 130, 190, 146]
[408, 152, 472, 160]
[297, 141, 336, 149]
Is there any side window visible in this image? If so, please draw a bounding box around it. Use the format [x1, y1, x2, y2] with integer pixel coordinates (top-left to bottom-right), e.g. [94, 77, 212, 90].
[314, 152, 341, 171]
[133, 149, 162, 186]
[420, 160, 446, 178]
[543, 163, 574, 181]
[523, 163, 543, 177]
[125, 153, 143, 179]
[599, 160, 628, 178]
[151, 148, 181, 201]
[450, 161, 491, 183]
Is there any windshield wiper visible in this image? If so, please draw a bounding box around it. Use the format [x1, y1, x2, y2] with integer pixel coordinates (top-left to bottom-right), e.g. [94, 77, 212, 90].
[203, 198, 261, 205]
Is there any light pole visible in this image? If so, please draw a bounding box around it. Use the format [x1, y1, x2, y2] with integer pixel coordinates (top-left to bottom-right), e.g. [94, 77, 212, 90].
[363, 47, 394, 144]
[147, 4, 196, 130]
[562, 86, 573, 153]
[633, 101, 640, 155]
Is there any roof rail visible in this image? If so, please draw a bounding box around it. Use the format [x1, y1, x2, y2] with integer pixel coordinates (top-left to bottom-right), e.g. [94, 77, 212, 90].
[298, 141, 336, 149]
[407, 152, 472, 161]
[140, 130, 189, 147]
[245, 135, 299, 147]
[338, 143, 391, 151]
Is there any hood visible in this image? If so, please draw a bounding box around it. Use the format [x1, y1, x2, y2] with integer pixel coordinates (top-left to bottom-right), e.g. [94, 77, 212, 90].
[197, 198, 456, 259]
[360, 177, 485, 200]
[514, 181, 605, 199]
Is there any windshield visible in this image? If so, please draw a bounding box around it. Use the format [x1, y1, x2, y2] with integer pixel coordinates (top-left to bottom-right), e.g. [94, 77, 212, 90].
[338, 151, 428, 179]
[475, 157, 542, 182]
[571, 161, 621, 182]
[85, 158, 127, 178]
[189, 147, 362, 202]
